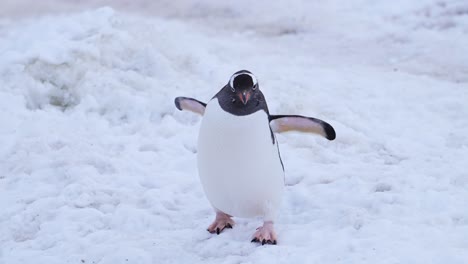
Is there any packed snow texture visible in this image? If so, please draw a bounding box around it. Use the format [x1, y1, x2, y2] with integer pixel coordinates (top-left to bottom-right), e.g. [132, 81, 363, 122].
[1, 1, 468, 263]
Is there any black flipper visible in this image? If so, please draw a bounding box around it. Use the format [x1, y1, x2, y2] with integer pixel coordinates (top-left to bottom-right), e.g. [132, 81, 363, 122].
[269, 115, 336, 140]
[174, 97, 207, 116]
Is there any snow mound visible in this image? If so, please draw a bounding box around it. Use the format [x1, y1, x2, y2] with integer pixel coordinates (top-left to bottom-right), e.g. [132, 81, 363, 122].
[0, 3, 467, 264]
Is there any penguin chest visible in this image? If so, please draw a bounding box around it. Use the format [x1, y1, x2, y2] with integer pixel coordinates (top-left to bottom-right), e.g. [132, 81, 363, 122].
[197, 99, 284, 219]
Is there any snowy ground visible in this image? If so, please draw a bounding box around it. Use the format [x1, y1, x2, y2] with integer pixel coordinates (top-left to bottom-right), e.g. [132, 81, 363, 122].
[1, 1, 468, 263]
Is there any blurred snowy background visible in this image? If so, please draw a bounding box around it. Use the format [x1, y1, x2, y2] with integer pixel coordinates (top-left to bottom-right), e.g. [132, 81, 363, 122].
[0, 1, 467, 263]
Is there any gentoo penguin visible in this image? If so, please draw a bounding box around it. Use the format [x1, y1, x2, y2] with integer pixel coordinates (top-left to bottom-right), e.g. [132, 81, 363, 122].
[175, 70, 335, 245]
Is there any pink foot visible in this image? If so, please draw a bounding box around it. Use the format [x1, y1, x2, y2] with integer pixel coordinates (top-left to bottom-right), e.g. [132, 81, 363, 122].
[207, 211, 235, 235]
[251, 221, 277, 245]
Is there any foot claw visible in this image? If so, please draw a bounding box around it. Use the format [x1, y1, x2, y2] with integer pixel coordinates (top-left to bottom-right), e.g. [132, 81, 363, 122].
[251, 222, 277, 245]
[207, 212, 235, 235]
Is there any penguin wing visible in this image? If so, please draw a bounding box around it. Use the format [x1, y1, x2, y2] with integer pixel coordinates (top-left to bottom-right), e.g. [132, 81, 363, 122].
[269, 115, 336, 140]
[174, 97, 207, 116]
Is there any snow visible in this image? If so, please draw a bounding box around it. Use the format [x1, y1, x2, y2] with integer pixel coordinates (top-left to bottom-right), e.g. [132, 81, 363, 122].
[1, 1, 468, 263]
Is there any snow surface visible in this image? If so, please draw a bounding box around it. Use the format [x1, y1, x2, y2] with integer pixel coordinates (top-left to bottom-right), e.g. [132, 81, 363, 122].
[1, 1, 468, 263]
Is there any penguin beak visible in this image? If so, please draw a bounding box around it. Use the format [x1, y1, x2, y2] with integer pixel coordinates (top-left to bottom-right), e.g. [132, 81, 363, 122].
[238, 91, 252, 105]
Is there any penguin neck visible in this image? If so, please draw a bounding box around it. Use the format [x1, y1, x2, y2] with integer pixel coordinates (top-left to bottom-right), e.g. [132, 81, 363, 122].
[214, 85, 270, 116]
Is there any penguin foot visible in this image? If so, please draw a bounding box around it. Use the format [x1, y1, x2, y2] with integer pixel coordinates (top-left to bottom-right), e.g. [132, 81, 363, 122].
[207, 211, 235, 235]
[251, 221, 277, 245]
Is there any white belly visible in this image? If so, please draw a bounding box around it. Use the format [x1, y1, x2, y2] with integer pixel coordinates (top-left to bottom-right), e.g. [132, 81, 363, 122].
[197, 98, 284, 220]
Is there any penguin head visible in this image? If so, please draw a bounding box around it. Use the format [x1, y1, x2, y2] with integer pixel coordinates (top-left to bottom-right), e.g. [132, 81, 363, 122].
[228, 70, 259, 105]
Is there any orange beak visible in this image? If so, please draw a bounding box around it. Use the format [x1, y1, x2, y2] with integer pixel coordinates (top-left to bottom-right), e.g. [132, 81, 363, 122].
[238, 91, 252, 105]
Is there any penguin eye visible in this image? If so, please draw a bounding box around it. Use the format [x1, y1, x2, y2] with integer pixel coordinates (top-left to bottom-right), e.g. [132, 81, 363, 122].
[230, 86, 235, 92]
[252, 83, 258, 90]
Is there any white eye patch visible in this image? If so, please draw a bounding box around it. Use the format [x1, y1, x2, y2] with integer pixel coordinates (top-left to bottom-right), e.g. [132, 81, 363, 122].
[229, 72, 258, 89]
